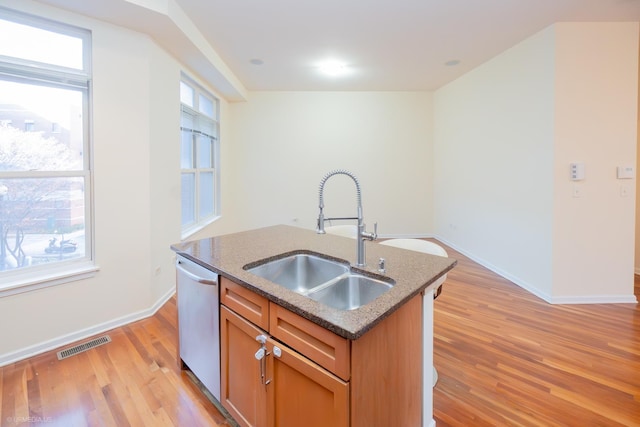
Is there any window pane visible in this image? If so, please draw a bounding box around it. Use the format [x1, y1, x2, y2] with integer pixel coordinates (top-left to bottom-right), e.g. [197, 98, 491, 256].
[0, 177, 85, 272]
[199, 94, 214, 118]
[181, 130, 194, 169]
[0, 80, 84, 171]
[181, 173, 195, 227]
[199, 115, 216, 138]
[199, 172, 214, 218]
[197, 135, 213, 168]
[180, 81, 194, 108]
[0, 18, 83, 69]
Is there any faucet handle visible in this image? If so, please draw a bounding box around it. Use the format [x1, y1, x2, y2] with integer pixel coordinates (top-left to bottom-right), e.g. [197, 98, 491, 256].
[361, 222, 378, 241]
[369, 222, 378, 240]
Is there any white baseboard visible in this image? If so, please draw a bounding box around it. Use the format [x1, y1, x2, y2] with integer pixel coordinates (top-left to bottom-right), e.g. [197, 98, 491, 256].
[426, 418, 436, 427]
[0, 286, 176, 367]
[433, 235, 554, 302]
[549, 294, 638, 304]
[433, 235, 637, 305]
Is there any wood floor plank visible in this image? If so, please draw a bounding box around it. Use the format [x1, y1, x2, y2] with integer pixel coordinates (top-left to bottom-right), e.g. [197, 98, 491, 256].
[1, 243, 638, 426]
[431, 241, 640, 427]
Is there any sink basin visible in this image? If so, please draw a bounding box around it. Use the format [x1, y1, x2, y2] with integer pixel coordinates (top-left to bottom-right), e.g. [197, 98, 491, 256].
[308, 274, 394, 311]
[245, 253, 349, 293]
[245, 252, 395, 310]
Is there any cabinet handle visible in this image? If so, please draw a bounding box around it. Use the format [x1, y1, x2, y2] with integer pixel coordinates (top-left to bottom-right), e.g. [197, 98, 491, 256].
[263, 345, 281, 386]
[176, 263, 217, 286]
[255, 335, 269, 385]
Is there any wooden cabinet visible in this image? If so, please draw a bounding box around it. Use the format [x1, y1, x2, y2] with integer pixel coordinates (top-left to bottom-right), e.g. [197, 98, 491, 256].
[269, 303, 350, 380]
[220, 305, 267, 427]
[221, 304, 348, 427]
[220, 278, 422, 427]
[221, 276, 269, 330]
[267, 336, 349, 427]
[350, 295, 422, 427]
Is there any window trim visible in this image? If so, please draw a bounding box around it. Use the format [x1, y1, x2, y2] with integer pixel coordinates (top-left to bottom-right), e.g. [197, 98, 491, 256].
[0, 262, 99, 298]
[180, 75, 220, 239]
[0, 6, 92, 74]
[0, 8, 94, 296]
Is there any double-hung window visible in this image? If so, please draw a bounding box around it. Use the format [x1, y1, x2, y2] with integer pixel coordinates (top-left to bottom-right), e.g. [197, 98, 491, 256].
[0, 8, 93, 294]
[180, 76, 220, 237]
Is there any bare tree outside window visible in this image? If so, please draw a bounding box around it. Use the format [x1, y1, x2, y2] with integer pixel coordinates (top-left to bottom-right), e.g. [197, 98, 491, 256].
[0, 10, 91, 283]
[0, 119, 85, 271]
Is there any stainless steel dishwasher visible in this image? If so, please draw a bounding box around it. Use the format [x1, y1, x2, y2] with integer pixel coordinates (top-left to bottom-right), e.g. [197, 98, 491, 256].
[176, 255, 220, 401]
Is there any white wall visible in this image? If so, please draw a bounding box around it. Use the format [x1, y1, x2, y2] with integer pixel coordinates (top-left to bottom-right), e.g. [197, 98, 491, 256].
[0, 0, 229, 364]
[434, 22, 638, 303]
[552, 23, 638, 301]
[148, 39, 182, 303]
[434, 27, 557, 298]
[218, 91, 434, 238]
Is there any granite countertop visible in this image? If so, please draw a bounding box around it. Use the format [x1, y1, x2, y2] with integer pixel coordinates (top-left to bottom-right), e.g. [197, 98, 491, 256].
[171, 224, 456, 340]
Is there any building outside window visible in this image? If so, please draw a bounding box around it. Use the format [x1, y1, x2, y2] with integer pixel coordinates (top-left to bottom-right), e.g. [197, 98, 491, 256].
[0, 7, 93, 292]
[180, 76, 220, 237]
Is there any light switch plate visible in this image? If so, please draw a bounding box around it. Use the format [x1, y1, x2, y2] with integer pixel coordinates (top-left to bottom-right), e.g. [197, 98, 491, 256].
[617, 166, 634, 179]
[570, 162, 585, 181]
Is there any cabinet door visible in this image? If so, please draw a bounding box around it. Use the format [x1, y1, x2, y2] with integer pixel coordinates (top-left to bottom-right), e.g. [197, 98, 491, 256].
[221, 306, 268, 427]
[266, 338, 349, 427]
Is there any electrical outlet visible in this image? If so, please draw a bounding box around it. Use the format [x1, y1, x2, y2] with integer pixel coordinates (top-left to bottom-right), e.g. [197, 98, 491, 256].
[572, 185, 582, 198]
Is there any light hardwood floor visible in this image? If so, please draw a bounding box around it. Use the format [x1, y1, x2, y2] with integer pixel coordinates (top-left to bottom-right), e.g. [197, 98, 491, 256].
[1, 243, 638, 427]
[432, 244, 639, 426]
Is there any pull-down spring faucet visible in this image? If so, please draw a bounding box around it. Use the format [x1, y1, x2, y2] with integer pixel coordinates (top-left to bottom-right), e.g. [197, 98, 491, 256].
[316, 169, 377, 267]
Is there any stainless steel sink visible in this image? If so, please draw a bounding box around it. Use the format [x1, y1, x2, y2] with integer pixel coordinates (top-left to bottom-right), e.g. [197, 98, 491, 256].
[307, 274, 394, 311]
[245, 252, 395, 310]
[245, 253, 349, 293]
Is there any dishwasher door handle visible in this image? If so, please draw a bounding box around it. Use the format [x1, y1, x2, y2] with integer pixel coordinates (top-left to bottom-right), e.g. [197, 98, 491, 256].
[176, 262, 218, 286]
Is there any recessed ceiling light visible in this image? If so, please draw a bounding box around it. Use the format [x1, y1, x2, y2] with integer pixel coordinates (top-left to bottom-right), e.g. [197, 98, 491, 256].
[445, 59, 461, 67]
[250, 58, 264, 65]
[318, 60, 349, 77]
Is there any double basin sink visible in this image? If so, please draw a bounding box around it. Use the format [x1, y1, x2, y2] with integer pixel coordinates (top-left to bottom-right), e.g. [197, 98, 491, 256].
[244, 252, 395, 311]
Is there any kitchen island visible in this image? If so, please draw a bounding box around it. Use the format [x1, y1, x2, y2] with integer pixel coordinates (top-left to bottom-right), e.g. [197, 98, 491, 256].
[172, 225, 456, 427]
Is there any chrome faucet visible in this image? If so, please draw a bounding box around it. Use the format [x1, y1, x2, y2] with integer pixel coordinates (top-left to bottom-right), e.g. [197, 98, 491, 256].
[316, 169, 377, 267]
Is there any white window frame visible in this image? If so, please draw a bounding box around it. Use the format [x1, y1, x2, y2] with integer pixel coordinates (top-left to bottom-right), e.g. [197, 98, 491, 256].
[0, 7, 96, 296]
[180, 75, 220, 238]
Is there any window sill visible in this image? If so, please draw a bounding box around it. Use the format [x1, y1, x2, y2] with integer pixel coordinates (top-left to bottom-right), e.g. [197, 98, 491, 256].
[181, 215, 221, 241]
[0, 262, 99, 298]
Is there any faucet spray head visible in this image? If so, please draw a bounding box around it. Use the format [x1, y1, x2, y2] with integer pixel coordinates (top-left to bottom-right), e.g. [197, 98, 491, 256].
[316, 211, 326, 234]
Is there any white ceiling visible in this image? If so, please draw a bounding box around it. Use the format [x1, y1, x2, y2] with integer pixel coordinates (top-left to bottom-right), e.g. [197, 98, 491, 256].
[174, 0, 640, 91]
[31, 0, 640, 94]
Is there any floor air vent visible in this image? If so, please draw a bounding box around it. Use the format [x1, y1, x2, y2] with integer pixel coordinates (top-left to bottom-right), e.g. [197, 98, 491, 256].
[57, 335, 111, 360]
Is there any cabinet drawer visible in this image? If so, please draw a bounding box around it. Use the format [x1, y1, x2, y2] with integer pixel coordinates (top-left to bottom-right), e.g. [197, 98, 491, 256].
[269, 303, 350, 381]
[220, 277, 269, 331]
